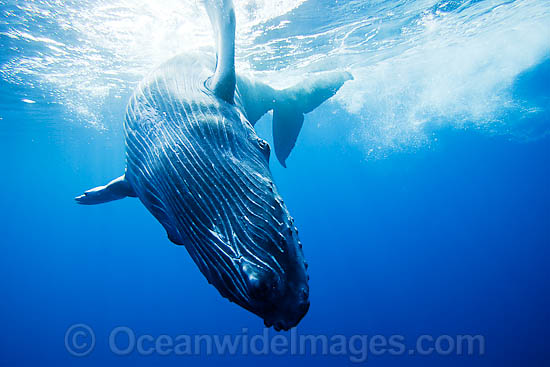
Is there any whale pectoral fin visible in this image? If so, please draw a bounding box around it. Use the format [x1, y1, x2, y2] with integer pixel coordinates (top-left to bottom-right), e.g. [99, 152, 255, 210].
[272, 106, 304, 168]
[203, 0, 236, 103]
[272, 71, 353, 167]
[75, 175, 136, 205]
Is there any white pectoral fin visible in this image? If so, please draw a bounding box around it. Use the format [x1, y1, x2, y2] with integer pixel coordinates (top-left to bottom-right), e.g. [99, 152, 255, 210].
[75, 175, 136, 205]
[203, 0, 236, 103]
[272, 106, 304, 168]
[272, 71, 353, 166]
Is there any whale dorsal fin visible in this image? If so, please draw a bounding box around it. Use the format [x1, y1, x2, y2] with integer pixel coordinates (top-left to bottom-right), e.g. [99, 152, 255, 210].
[203, 0, 236, 104]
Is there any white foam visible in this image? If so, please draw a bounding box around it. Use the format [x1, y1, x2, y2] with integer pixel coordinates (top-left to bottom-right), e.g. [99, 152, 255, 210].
[333, 0, 550, 152]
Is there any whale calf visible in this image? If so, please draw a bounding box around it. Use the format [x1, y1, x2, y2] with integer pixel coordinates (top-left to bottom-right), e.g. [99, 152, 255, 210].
[76, 0, 351, 330]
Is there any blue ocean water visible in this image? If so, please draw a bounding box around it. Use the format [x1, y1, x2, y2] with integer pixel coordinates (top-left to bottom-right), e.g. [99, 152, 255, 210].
[1, 0, 549, 366]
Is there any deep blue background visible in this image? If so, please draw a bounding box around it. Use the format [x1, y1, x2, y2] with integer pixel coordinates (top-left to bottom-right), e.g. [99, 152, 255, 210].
[1, 56, 549, 366]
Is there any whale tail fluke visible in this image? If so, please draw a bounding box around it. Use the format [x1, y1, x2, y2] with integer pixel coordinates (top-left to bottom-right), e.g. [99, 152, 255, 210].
[237, 71, 352, 167]
[75, 175, 136, 205]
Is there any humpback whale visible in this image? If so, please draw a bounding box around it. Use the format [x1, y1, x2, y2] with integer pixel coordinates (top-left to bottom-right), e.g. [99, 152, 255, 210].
[76, 0, 351, 330]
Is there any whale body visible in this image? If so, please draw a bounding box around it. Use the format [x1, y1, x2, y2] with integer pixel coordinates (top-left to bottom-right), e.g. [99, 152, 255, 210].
[76, 0, 351, 330]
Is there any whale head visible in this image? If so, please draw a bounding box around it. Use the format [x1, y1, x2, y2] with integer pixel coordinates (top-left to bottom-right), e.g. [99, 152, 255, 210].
[212, 136, 310, 331]
[175, 132, 310, 331]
